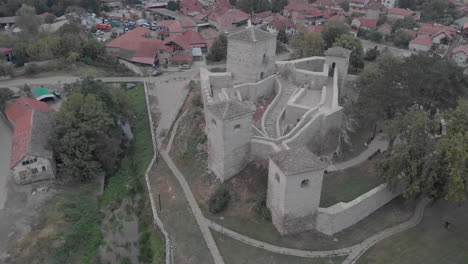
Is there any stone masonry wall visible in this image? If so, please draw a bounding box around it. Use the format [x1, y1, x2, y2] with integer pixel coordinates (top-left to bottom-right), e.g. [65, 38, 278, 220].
[235, 75, 277, 102]
[315, 184, 401, 235]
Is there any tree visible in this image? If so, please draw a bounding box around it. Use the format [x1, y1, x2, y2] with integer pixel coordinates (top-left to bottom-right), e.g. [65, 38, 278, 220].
[290, 30, 325, 59]
[271, 0, 288, 13]
[0, 88, 13, 112]
[392, 29, 413, 48]
[376, 108, 439, 199]
[50, 93, 113, 181]
[82, 39, 105, 60]
[364, 47, 380, 61]
[339, 1, 349, 12]
[206, 34, 227, 62]
[321, 20, 350, 48]
[333, 34, 363, 70]
[391, 17, 417, 32]
[167, 0, 180, 11]
[236, 0, 271, 13]
[367, 30, 382, 42]
[438, 100, 468, 202]
[16, 4, 42, 36]
[44, 13, 56, 24]
[277, 29, 288, 44]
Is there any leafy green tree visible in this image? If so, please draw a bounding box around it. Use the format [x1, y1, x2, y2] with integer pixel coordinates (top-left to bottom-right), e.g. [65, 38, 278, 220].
[321, 20, 350, 48]
[290, 30, 325, 59]
[51, 93, 112, 181]
[364, 47, 380, 61]
[376, 108, 439, 199]
[56, 22, 81, 35]
[44, 13, 56, 23]
[391, 17, 417, 32]
[392, 29, 413, 48]
[16, 4, 42, 36]
[438, 100, 468, 202]
[339, 1, 349, 11]
[277, 29, 288, 44]
[167, 0, 180, 11]
[333, 34, 363, 70]
[367, 30, 382, 42]
[206, 34, 227, 62]
[236, 0, 271, 13]
[82, 39, 105, 60]
[0, 88, 13, 112]
[271, 0, 288, 13]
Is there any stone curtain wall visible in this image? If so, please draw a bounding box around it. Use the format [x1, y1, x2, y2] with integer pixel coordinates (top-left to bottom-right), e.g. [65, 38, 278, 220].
[250, 139, 280, 165]
[294, 58, 325, 72]
[315, 184, 401, 235]
[234, 75, 277, 102]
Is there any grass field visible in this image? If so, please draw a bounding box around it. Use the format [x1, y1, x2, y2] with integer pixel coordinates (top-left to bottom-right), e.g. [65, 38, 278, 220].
[320, 161, 384, 208]
[357, 199, 468, 264]
[212, 231, 347, 264]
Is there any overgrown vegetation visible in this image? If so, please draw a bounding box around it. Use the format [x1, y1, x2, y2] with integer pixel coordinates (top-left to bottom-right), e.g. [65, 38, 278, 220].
[209, 184, 231, 214]
[254, 192, 271, 221]
[0, 87, 13, 111]
[206, 34, 227, 62]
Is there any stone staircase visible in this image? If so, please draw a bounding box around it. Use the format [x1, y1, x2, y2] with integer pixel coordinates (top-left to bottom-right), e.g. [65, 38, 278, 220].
[263, 77, 297, 138]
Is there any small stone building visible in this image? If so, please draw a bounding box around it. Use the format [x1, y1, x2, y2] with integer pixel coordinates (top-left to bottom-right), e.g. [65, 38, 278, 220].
[5, 97, 56, 184]
[267, 147, 327, 235]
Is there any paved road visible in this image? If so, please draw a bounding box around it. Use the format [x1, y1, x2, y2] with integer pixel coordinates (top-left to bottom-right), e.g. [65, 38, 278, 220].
[327, 134, 389, 172]
[0, 116, 12, 210]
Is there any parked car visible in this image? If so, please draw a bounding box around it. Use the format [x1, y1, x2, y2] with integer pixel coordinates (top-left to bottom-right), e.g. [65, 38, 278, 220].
[179, 64, 190, 70]
[95, 30, 104, 36]
[152, 69, 163, 76]
[141, 23, 151, 28]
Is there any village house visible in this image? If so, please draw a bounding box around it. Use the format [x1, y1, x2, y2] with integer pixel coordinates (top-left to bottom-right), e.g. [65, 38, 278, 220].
[180, 0, 204, 16]
[283, 2, 314, 19]
[5, 97, 55, 185]
[409, 35, 433, 52]
[451, 45, 468, 66]
[105, 27, 172, 66]
[352, 17, 378, 30]
[417, 23, 457, 37]
[208, 8, 250, 30]
[200, 28, 220, 50]
[387, 8, 421, 21]
[349, 0, 385, 19]
[377, 24, 392, 35]
[267, 14, 296, 35]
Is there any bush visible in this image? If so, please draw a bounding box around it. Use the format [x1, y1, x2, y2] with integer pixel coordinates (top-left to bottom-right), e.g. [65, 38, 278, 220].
[25, 63, 41, 74]
[0, 62, 13, 77]
[254, 192, 271, 221]
[209, 185, 231, 214]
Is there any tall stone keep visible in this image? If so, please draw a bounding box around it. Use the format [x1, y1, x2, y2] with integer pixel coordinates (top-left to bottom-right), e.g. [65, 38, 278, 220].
[325, 47, 351, 98]
[227, 26, 277, 84]
[206, 100, 255, 181]
[267, 147, 328, 235]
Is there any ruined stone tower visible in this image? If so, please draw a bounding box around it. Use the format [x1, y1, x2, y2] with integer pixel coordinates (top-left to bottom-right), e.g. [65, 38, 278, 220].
[227, 26, 277, 84]
[205, 100, 255, 181]
[325, 47, 351, 98]
[267, 147, 328, 235]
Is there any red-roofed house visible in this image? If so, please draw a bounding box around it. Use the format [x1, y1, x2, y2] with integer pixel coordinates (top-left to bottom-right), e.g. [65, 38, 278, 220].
[0, 47, 13, 63]
[352, 17, 378, 30]
[180, 0, 203, 15]
[106, 27, 172, 66]
[156, 20, 185, 38]
[409, 35, 433, 52]
[303, 8, 327, 25]
[266, 14, 296, 35]
[208, 8, 249, 30]
[432, 31, 453, 47]
[283, 2, 314, 18]
[304, 25, 324, 33]
[164, 30, 207, 51]
[255, 10, 273, 22]
[377, 24, 392, 35]
[170, 53, 193, 65]
[5, 97, 55, 184]
[418, 24, 457, 37]
[388, 8, 420, 21]
[451, 44, 468, 66]
[200, 28, 220, 49]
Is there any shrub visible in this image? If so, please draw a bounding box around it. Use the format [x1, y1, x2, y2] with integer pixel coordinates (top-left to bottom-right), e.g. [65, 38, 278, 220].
[0, 62, 13, 77]
[209, 185, 231, 214]
[192, 94, 202, 108]
[254, 192, 271, 221]
[25, 63, 41, 74]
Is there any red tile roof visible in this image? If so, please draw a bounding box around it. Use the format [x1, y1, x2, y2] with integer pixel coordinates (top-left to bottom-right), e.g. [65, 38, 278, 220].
[389, 8, 415, 16]
[418, 24, 457, 36]
[356, 18, 378, 28]
[410, 35, 433, 46]
[171, 53, 193, 62]
[200, 28, 220, 41]
[156, 20, 184, 34]
[255, 10, 272, 19]
[304, 8, 326, 18]
[5, 97, 54, 168]
[0, 47, 13, 54]
[305, 25, 324, 33]
[284, 2, 314, 11]
[209, 8, 249, 29]
[180, 0, 203, 15]
[452, 44, 468, 55]
[378, 24, 392, 33]
[106, 27, 170, 65]
[179, 17, 197, 28]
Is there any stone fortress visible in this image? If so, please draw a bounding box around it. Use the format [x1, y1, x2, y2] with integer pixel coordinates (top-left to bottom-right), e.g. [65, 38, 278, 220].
[200, 25, 399, 236]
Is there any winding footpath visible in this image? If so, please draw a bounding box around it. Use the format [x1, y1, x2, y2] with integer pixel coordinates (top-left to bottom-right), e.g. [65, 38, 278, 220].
[155, 85, 430, 264]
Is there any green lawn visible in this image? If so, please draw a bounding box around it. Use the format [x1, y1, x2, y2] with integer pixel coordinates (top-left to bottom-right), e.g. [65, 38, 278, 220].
[212, 231, 346, 264]
[357, 199, 468, 264]
[320, 161, 384, 208]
